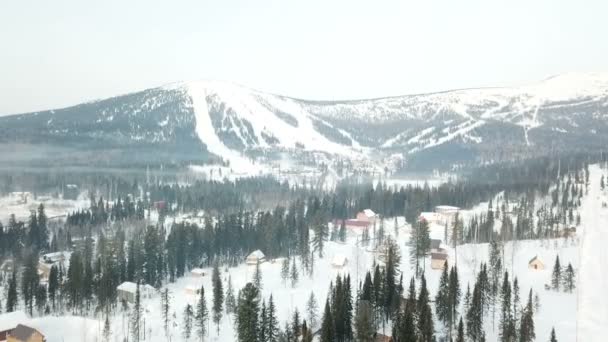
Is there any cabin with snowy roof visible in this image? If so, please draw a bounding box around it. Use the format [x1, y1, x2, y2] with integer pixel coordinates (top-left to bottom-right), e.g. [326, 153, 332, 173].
[331, 254, 348, 268]
[7, 324, 45, 342]
[0, 311, 28, 341]
[528, 256, 544, 270]
[190, 268, 206, 277]
[117, 282, 155, 303]
[356, 209, 378, 224]
[246, 250, 266, 265]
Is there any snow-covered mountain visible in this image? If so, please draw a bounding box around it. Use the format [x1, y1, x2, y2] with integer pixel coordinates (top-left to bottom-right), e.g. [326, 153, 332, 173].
[1, 72, 608, 172]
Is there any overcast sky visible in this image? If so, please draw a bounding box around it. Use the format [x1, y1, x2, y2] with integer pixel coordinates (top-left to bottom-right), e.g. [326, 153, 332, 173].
[1, 0, 607, 115]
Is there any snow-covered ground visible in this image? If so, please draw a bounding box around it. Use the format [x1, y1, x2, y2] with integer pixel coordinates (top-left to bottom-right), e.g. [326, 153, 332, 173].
[7, 166, 605, 341]
[0, 192, 89, 222]
[576, 164, 608, 341]
[15, 214, 582, 342]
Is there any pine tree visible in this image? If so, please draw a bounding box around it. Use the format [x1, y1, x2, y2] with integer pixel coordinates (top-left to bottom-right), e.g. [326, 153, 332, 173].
[35, 284, 47, 316]
[393, 304, 416, 342]
[161, 288, 171, 336]
[418, 273, 435, 342]
[281, 258, 290, 286]
[267, 295, 279, 342]
[435, 261, 451, 330]
[259, 300, 268, 342]
[456, 317, 465, 342]
[320, 298, 334, 342]
[355, 300, 374, 342]
[183, 304, 194, 340]
[103, 315, 112, 341]
[292, 308, 301, 338]
[236, 283, 260, 342]
[448, 265, 462, 333]
[226, 276, 237, 315]
[312, 219, 328, 258]
[519, 289, 535, 342]
[306, 292, 319, 330]
[499, 272, 515, 342]
[467, 280, 484, 342]
[551, 256, 561, 290]
[290, 258, 299, 288]
[562, 263, 575, 292]
[6, 270, 18, 312]
[196, 285, 209, 340]
[549, 327, 557, 342]
[212, 264, 224, 334]
[512, 277, 521, 328]
[48, 264, 59, 311]
[254, 261, 263, 291]
[21, 252, 40, 315]
[301, 320, 314, 342]
[131, 282, 143, 342]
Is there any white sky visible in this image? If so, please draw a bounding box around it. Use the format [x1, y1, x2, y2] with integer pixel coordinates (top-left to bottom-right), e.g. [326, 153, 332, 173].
[1, 0, 606, 115]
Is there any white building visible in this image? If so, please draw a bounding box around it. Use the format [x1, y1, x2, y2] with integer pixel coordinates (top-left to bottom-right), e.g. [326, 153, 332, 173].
[190, 268, 206, 277]
[246, 250, 266, 265]
[117, 282, 155, 303]
[331, 254, 348, 268]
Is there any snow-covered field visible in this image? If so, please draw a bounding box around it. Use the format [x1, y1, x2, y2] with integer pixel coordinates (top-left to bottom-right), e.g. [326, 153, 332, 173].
[0, 193, 89, 222]
[8, 166, 608, 341]
[17, 219, 582, 342]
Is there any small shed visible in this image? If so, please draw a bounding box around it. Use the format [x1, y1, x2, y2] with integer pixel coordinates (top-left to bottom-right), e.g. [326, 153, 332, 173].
[190, 268, 206, 277]
[528, 256, 544, 270]
[431, 252, 448, 270]
[185, 285, 201, 295]
[117, 282, 155, 303]
[0, 311, 28, 341]
[246, 250, 266, 265]
[7, 324, 45, 342]
[331, 254, 348, 268]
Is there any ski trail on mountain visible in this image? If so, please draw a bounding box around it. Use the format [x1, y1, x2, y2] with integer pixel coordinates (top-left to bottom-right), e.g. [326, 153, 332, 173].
[577, 164, 608, 341]
[187, 82, 257, 173]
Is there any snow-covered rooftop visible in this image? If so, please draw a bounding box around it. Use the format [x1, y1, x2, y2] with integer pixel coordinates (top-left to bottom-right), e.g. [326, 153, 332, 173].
[331, 254, 348, 267]
[362, 209, 376, 218]
[0, 311, 28, 332]
[247, 250, 265, 259]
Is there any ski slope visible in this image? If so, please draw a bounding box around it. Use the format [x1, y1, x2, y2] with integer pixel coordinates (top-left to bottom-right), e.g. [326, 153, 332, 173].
[576, 164, 608, 341]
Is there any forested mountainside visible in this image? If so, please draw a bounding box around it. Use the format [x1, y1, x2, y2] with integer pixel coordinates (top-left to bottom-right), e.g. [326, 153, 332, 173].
[1, 72, 607, 172]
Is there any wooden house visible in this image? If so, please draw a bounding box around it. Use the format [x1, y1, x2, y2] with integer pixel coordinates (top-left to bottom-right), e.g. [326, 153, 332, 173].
[7, 324, 45, 342]
[528, 256, 544, 270]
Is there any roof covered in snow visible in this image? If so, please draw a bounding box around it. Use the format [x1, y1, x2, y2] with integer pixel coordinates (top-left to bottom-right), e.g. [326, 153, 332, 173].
[0, 311, 27, 332]
[435, 205, 460, 210]
[247, 250, 265, 259]
[332, 254, 348, 266]
[117, 282, 154, 293]
[362, 209, 376, 218]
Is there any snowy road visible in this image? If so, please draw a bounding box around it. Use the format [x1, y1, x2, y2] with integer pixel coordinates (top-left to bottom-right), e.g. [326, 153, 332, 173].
[577, 165, 608, 341]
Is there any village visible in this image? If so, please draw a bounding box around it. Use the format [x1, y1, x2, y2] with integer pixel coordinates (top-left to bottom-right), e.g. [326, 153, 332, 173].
[0, 187, 582, 342]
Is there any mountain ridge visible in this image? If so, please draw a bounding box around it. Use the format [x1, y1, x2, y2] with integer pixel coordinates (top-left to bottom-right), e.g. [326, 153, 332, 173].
[1, 72, 607, 173]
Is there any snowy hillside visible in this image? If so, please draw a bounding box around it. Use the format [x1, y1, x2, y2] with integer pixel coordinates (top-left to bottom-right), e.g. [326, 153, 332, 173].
[1, 72, 608, 172]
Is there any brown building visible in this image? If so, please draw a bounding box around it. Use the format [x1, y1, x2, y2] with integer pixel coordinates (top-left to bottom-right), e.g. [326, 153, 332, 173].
[0, 311, 28, 341]
[7, 324, 45, 342]
[431, 252, 449, 270]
